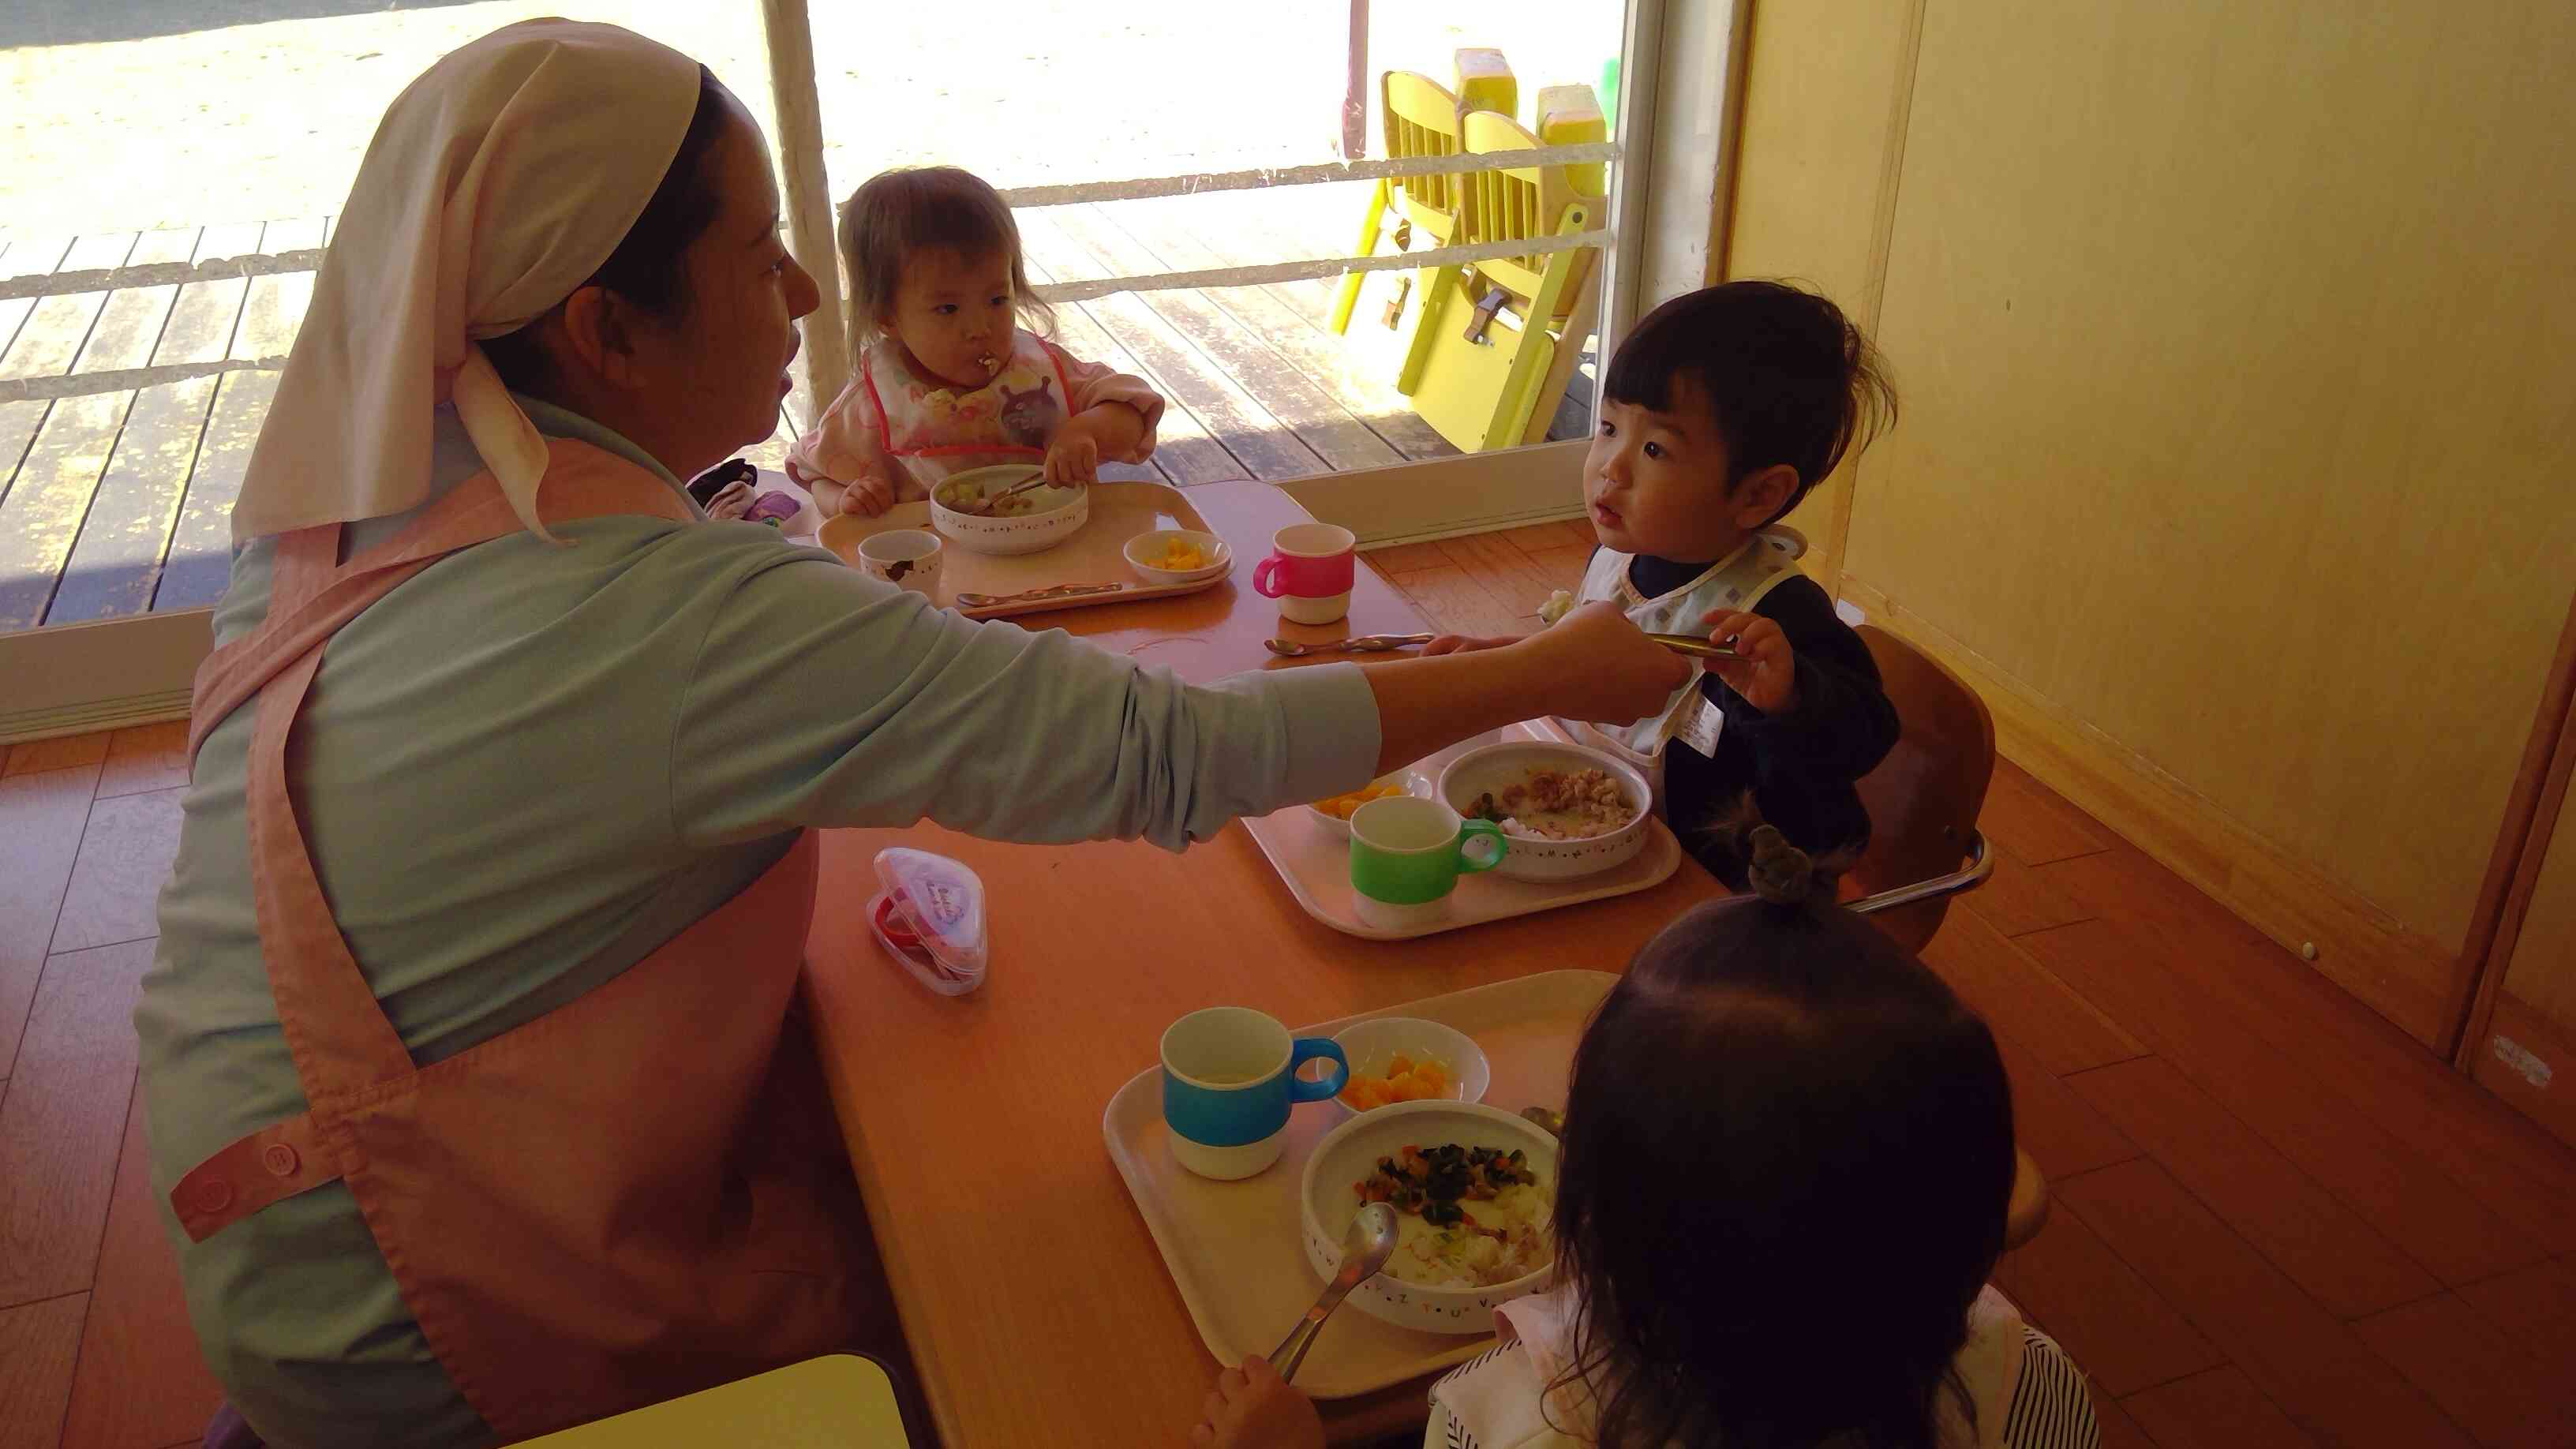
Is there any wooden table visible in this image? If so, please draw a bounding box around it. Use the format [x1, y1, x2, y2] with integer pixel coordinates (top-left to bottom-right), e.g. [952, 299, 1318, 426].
[799, 481, 1724, 1447]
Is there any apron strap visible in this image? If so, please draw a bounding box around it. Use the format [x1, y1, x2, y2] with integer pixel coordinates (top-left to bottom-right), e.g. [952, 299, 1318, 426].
[189, 441, 694, 761]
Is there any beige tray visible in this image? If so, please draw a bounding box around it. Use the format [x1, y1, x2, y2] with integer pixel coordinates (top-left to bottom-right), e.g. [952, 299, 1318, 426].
[815, 480, 1230, 620]
[1241, 720, 1683, 940]
[1102, 970, 1616, 1399]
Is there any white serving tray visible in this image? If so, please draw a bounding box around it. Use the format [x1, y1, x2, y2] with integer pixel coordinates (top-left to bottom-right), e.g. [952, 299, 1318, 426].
[1241, 720, 1683, 939]
[1101, 971, 1617, 1398]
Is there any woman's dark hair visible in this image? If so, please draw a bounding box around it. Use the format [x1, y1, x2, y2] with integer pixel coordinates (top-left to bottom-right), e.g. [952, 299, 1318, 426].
[1602, 279, 1897, 526]
[483, 65, 729, 392]
[837, 165, 1054, 346]
[1549, 863, 2016, 1448]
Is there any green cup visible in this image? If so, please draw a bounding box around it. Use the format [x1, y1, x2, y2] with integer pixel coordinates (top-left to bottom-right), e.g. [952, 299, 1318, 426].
[1347, 796, 1508, 930]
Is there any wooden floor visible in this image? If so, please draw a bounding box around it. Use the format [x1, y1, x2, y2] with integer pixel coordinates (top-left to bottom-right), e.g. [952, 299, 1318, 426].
[0, 186, 1568, 634]
[3, 539, 2571, 1447]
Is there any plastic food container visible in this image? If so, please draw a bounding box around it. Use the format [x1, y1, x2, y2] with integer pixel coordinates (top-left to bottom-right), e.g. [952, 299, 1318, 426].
[868, 848, 988, 996]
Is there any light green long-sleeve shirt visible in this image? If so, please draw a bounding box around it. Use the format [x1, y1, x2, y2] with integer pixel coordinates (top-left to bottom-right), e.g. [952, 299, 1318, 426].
[135, 399, 1379, 1447]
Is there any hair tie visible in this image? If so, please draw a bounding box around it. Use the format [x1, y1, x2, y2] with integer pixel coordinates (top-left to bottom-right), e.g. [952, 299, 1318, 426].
[1747, 825, 1815, 906]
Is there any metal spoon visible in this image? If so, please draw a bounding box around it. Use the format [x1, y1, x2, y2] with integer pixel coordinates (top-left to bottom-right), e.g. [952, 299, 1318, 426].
[953, 582, 1126, 609]
[1269, 1204, 1399, 1383]
[953, 472, 1056, 517]
[1264, 633, 1436, 657]
[1262, 631, 1743, 662]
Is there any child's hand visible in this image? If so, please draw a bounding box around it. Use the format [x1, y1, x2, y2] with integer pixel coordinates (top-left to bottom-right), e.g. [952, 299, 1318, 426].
[831, 474, 896, 519]
[1702, 608, 1799, 713]
[1189, 1357, 1324, 1449]
[1043, 417, 1103, 485]
[1421, 634, 1521, 655]
[703, 481, 756, 522]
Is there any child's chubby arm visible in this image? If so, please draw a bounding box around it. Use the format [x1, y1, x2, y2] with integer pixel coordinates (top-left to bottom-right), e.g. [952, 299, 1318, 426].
[1189, 1356, 1324, 1449]
[1044, 343, 1166, 483]
[1703, 577, 1900, 777]
[786, 384, 900, 519]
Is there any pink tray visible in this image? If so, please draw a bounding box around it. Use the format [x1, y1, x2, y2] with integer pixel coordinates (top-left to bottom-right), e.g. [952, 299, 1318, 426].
[1241, 720, 1683, 940]
[1101, 970, 1617, 1398]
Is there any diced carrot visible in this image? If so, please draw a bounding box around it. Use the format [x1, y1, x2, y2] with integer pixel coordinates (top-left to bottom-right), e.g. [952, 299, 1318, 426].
[1387, 1054, 1413, 1076]
[1415, 1063, 1447, 1092]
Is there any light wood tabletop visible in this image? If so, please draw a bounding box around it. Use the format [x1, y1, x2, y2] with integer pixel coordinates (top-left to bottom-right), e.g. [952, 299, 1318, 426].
[799, 480, 1724, 1447]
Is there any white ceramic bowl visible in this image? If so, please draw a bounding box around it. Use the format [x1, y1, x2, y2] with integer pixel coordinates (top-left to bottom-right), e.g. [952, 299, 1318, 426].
[928, 464, 1088, 556]
[1305, 769, 1433, 842]
[1436, 739, 1652, 883]
[1326, 1017, 1491, 1122]
[1298, 1101, 1559, 1334]
[1122, 529, 1232, 586]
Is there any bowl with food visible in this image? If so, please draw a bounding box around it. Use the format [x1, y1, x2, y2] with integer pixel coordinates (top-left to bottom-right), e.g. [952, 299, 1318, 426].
[1121, 529, 1231, 586]
[1326, 1017, 1490, 1121]
[1298, 1100, 1558, 1333]
[928, 464, 1088, 556]
[1436, 739, 1653, 882]
[1305, 770, 1432, 841]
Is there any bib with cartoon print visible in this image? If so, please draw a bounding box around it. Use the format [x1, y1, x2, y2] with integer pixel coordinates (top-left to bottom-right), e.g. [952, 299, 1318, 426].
[862, 329, 1072, 460]
[1561, 530, 1807, 777]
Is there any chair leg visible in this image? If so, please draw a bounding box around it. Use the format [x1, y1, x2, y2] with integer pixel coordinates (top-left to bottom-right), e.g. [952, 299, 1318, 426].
[1329, 180, 1391, 334]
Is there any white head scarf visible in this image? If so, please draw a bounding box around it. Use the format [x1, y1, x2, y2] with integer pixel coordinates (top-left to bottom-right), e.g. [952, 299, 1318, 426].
[228, 19, 703, 543]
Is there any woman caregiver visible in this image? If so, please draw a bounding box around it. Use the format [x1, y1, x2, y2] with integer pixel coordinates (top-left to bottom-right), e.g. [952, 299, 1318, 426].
[135, 19, 1687, 1448]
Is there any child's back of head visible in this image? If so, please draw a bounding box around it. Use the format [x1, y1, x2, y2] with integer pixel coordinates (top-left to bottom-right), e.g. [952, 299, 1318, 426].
[1554, 831, 2016, 1448]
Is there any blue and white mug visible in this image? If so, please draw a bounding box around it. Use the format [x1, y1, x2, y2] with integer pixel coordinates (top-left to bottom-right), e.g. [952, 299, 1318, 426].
[1161, 1007, 1349, 1180]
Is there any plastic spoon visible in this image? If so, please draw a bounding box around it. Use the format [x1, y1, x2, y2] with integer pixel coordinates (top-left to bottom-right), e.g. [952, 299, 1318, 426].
[1268, 1203, 1399, 1383]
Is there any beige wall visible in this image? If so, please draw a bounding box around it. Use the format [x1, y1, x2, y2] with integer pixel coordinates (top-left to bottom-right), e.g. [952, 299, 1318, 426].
[1728, 0, 2576, 1043]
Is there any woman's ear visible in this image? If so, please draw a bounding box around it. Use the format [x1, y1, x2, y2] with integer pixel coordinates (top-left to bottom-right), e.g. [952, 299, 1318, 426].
[1729, 463, 1802, 529]
[557, 284, 650, 390]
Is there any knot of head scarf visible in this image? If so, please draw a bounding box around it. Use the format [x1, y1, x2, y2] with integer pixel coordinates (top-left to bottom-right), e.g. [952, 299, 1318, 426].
[228, 19, 702, 544]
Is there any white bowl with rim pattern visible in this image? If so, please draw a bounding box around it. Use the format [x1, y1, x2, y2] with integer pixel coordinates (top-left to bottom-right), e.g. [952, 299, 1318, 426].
[1297, 1100, 1558, 1335]
[928, 464, 1088, 556]
[1435, 739, 1652, 882]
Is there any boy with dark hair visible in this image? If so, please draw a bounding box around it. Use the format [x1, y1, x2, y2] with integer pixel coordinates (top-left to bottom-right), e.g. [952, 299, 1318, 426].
[1428, 281, 1901, 888]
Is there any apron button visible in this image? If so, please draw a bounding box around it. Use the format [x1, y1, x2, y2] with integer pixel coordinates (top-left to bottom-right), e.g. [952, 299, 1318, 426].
[193, 1178, 235, 1214]
[261, 1144, 301, 1178]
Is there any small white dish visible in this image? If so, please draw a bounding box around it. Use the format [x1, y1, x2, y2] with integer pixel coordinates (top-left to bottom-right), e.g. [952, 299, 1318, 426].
[1298, 1101, 1559, 1334]
[1436, 739, 1653, 883]
[855, 528, 943, 593]
[1326, 1017, 1491, 1122]
[1305, 769, 1434, 842]
[930, 463, 1088, 556]
[1123, 529, 1232, 586]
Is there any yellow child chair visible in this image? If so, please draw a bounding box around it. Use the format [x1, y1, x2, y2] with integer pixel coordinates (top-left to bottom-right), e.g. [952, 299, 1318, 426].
[1399, 103, 1608, 451]
[1327, 51, 1517, 335]
[519, 1355, 912, 1447]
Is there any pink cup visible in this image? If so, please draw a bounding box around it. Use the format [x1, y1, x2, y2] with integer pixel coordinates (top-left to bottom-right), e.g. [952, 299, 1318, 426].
[1252, 522, 1357, 625]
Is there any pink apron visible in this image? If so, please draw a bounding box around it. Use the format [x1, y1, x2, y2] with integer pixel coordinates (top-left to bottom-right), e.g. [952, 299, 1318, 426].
[172, 439, 871, 1442]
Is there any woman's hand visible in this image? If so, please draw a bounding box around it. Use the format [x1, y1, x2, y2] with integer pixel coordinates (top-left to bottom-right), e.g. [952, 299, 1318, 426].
[1701, 607, 1799, 713]
[1515, 601, 1693, 724]
[1043, 417, 1103, 485]
[1189, 1357, 1324, 1449]
[1421, 633, 1522, 656]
